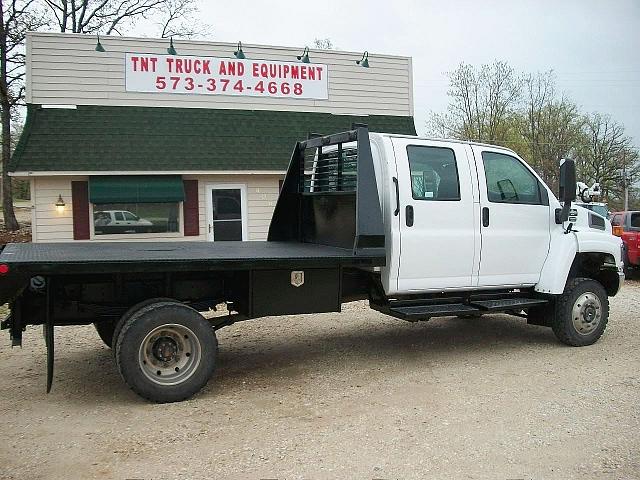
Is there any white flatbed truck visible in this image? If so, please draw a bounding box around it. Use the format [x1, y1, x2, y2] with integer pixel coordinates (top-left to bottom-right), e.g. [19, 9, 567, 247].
[0, 127, 624, 402]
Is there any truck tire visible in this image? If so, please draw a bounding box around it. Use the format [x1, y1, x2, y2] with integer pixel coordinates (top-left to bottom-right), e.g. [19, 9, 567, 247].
[93, 321, 116, 348]
[115, 301, 217, 403]
[552, 277, 609, 347]
[111, 297, 176, 355]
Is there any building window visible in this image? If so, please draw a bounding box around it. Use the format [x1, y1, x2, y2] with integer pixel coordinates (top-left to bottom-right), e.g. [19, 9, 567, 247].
[93, 202, 180, 235]
[88, 175, 185, 237]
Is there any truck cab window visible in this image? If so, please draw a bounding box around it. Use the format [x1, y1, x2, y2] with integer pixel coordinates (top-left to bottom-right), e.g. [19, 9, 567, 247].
[482, 151, 541, 205]
[407, 145, 460, 201]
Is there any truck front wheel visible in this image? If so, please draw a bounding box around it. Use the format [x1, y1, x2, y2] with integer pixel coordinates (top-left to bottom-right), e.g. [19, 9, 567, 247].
[552, 278, 609, 347]
[115, 301, 217, 403]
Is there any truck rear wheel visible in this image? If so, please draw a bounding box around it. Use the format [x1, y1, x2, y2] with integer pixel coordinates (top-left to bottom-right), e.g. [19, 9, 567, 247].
[115, 301, 217, 403]
[93, 321, 116, 348]
[552, 277, 609, 347]
[111, 297, 176, 355]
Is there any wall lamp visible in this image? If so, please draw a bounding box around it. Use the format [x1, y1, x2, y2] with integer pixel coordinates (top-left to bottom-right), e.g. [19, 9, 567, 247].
[234, 41, 246, 59]
[297, 46, 310, 63]
[95, 35, 105, 52]
[55, 194, 66, 213]
[167, 37, 177, 55]
[356, 51, 370, 68]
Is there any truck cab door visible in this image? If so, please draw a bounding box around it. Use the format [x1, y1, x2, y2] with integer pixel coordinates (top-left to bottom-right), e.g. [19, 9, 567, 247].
[471, 146, 551, 287]
[391, 138, 479, 292]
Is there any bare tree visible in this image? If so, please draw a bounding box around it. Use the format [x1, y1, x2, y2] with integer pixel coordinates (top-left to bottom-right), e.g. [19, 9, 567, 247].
[1, 0, 46, 231]
[41, 0, 205, 36]
[428, 61, 522, 145]
[313, 37, 333, 50]
[43, 0, 161, 34]
[577, 113, 639, 207]
[157, 0, 204, 38]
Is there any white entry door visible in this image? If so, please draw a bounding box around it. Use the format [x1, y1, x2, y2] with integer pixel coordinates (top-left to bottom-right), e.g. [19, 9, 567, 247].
[392, 138, 480, 292]
[205, 184, 248, 241]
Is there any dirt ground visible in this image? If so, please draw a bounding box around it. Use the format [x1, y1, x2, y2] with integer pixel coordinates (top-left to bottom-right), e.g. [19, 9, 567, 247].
[0, 282, 639, 480]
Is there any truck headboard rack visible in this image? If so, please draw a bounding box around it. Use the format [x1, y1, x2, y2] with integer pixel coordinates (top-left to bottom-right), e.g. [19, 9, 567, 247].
[267, 126, 385, 255]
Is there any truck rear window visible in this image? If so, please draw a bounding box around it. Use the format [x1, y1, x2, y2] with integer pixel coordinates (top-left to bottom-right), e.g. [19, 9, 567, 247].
[406, 146, 460, 201]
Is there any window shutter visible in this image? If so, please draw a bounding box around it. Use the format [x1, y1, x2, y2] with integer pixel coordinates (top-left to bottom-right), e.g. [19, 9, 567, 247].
[183, 180, 199, 236]
[72, 181, 90, 240]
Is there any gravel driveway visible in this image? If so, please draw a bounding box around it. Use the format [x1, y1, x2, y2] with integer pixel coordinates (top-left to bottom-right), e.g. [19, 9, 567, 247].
[1, 281, 638, 479]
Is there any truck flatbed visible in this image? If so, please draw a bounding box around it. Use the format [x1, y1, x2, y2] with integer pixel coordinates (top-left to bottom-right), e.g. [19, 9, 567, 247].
[0, 241, 385, 274]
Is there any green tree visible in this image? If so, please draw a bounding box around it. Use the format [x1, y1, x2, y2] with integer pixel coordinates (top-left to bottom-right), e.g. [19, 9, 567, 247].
[519, 71, 584, 190]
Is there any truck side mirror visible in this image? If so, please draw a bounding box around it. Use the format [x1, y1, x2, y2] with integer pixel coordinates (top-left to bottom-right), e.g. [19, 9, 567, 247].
[559, 159, 577, 203]
[557, 159, 577, 223]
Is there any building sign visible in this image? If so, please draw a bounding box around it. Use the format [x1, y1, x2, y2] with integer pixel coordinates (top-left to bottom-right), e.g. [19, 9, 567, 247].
[125, 53, 328, 99]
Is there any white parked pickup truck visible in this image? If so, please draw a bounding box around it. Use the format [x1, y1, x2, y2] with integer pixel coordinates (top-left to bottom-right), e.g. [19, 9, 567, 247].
[93, 209, 154, 234]
[0, 127, 624, 402]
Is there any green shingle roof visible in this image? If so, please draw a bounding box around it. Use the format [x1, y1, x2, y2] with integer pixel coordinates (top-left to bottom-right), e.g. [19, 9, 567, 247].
[11, 104, 416, 172]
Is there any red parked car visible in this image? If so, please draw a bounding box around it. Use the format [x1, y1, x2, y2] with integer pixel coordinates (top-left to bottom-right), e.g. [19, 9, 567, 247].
[610, 211, 640, 276]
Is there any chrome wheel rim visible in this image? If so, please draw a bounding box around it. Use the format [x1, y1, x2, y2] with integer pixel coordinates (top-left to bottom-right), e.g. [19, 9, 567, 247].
[138, 324, 201, 386]
[571, 292, 602, 336]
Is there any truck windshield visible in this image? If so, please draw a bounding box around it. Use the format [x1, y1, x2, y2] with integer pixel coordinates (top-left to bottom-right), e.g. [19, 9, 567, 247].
[586, 204, 608, 218]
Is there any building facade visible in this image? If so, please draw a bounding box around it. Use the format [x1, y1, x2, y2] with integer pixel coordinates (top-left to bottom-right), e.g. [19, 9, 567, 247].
[11, 33, 416, 242]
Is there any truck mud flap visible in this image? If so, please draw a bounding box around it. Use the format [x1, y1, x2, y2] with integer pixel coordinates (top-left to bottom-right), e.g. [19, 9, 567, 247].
[45, 280, 55, 393]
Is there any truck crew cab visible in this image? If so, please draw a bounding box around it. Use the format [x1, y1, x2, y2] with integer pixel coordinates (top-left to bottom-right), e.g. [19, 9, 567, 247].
[0, 127, 625, 403]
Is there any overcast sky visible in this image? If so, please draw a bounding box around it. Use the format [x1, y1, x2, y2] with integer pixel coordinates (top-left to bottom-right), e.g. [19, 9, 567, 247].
[191, 0, 639, 147]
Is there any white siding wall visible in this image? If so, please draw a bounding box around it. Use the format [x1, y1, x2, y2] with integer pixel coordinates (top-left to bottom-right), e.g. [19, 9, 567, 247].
[26, 33, 413, 117]
[32, 176, 81, 242]
[31, 174, 280, 243]
[186, 174, 281, 241]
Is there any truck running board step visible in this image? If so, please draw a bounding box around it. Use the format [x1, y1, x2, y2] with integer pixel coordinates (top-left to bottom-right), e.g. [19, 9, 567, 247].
[469, 298, 548, 311]
[388, 303, 481, 320]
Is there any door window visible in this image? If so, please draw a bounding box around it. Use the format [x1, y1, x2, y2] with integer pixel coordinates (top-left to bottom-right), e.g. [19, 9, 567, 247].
[482, 151, 541, 205]
[212, 188, 243, 240]
[407, 146, 460, 201]
[114, 212, 125, 221]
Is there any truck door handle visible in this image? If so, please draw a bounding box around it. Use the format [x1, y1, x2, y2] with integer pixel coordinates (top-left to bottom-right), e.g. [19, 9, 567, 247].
[482, 207, 490, 227]
[406, 205, 414, 227]
[392, 177, 400, 216]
